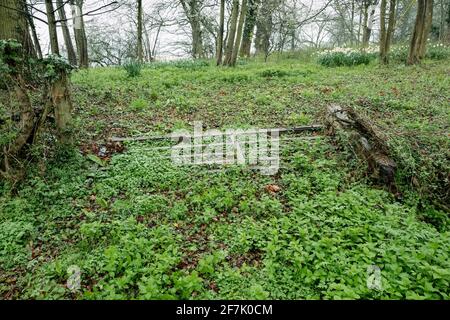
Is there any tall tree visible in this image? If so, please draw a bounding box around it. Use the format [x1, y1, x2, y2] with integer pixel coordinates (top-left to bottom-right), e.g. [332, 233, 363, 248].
[45, 0, 73, 144]
[230, 0, 248, 66]
[137, 0, 143, 62]
[418, 0, 434, 57]
[350, 0, 356, 45]
[408, 0, 433, 64]
[362, 0, 379, 47]
[70, 0, 89, 68]
[180, 0, 204, 58]
[26, 2, 42, 59]
[43, 0, 74, 144]
[380, 0, 397, 64]
[56, 0, 77, 65]
[446, 0, 450, 43]
[239, 0, 259, 57]
[254, 0, 279, 59]
[45, 0, 59, 55]
[223, 0, 240, 65]
[216, 0, 225, 65]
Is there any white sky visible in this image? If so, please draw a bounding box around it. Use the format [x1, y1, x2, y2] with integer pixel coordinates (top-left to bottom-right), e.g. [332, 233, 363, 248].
[32, 0, 374, 60]
[33, 0, 192, 59]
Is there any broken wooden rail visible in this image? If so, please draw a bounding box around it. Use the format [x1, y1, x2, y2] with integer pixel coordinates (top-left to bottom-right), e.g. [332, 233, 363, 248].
[110, 125, 324, 143]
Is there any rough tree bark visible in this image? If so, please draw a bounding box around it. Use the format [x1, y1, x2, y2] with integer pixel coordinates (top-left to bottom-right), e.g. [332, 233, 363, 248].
[239, 0, 258, 57]
[56, 0, 77, 65]
[216, 0, 225, 65]
[385, 0, 397, 54]
[224, 0, 239, 65]
[408, 0, 433, 64]
[254, 0, 275, 60]
[45, 0, 60, 55]
[380, 0, 387, 58]
[380, 0, 397, 64]
[45, 1, 73, 144]
[350, 0, 356, 45]
[362, 0, 378, 48]
[137, 0, 143, 62]
[26, 4, 42, 59]
[0, 0, 34, 54]
[447, 0, 450, 43]
[180, 0, 204, 59]
[70, 0, 89, 68]
[230, 0, 248, 66]
[418, 0, 434, 58]
[326, 105, 397, 189]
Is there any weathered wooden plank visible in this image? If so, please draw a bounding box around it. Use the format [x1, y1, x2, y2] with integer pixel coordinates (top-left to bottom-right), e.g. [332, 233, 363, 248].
[110, 125, 323, 142]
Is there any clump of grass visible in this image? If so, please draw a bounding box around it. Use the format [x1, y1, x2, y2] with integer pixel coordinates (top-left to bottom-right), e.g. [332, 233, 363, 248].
[123, 60, 143, 77]
[221, 72, 253, 83]
[129, 98, 148, 111]
[259, 69, 290, 78]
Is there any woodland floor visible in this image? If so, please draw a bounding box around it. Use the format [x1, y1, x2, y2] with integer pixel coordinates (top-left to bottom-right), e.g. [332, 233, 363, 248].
[0, 56, 449, 299]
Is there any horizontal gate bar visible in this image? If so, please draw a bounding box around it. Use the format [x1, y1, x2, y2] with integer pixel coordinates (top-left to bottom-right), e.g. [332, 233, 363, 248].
[110, 125, 323, 142]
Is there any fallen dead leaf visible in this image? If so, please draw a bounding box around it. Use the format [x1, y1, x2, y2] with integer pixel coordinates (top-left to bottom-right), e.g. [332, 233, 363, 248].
[265, 184, 281, 194]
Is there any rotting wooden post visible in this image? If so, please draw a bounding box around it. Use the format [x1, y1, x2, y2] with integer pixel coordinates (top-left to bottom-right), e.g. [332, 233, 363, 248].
[325, 104, 397, 188]
[52, 70, 73, 145]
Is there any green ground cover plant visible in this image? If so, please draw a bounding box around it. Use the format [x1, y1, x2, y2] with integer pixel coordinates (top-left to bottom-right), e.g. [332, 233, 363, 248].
[1, 53, 449, 300]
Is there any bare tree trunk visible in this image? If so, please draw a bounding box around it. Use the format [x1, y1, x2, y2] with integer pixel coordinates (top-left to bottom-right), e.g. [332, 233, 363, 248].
[137, 0, 143, 62]
[70, 0, 89, 68]
[419, 0, 434, 58]
[361, 1, 369, 46]
[26, 4, 42, 59]
[46, 1, 74, 144]
[385, 0, 397, 54]
[438, 0, 444, 42]
[254, 0, 276, 59]
[239, 0, 258, 57]
[380, 0, 387, 61]
[380, 0, 397, 64]
[180, 0, 204, 58]
[45, 0, 60, 55]
[0, 0, 33, 55]
[224, 0, 239, 65]
[357, 2, 363, 44]
[363, 0, 378, 47]
[56, 0, 77, 65]
[216, 0, 225, 65]
[446, 0, 450, 43]
[152, 23, 162, 59]
[350, 0, 355, 45]
[191, 20, 203, 58]
[408, 0, 433, 64]
[144, 26, 153, 61]
[230, 0, 247, 66]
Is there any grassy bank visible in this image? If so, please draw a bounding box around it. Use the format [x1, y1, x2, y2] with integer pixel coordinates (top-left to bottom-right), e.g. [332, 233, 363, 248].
[1, 56, 449, 299]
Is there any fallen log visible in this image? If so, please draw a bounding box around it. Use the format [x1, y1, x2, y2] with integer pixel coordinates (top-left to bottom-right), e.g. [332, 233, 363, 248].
[325, 104, 397, 188]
